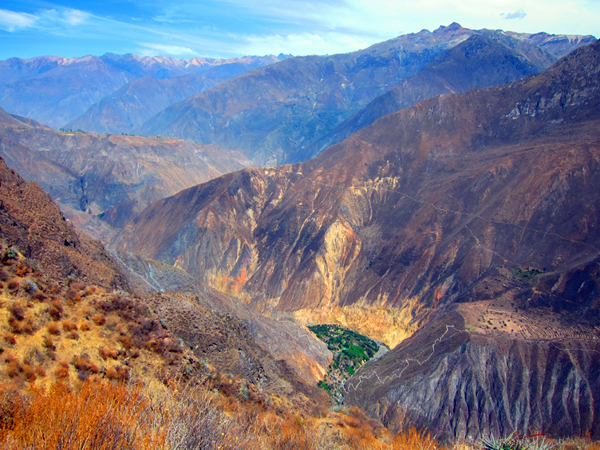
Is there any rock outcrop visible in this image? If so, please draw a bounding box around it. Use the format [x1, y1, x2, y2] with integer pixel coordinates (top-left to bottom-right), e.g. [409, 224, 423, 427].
[115, 41, 600, 341]
[344, 310, 600, 442]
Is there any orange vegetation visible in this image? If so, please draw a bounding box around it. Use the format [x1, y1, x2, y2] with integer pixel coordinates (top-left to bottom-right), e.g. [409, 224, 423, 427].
[0, 380, 164, 449]
[0, 378, 449, 450]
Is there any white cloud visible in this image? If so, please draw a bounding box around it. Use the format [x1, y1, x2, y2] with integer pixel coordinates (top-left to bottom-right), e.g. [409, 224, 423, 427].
[138, 43, 197, 56]
[237, 32, 371, 56]
[63, 9, 89, 26]
[502, 9, 527, 20]
[0, 8, 90, 33]
[0, 9, 37, 32]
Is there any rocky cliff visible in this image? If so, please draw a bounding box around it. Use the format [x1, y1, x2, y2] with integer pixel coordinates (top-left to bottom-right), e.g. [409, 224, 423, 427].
[115, 41, 600, 343]
[344, 309, 600, 442]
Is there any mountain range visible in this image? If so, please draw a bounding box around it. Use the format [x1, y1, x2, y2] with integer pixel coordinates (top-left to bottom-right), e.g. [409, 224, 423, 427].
[135, 24, 595, 165]
[113, 38, 600, 440]
[0, 22, 599, 445]
[0, 53, 288, 129]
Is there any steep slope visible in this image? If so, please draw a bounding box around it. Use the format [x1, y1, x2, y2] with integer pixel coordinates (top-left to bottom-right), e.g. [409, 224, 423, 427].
[0, 156, 128, 290]
[137, 24, 593, 165]
[344, 309, 600, 442]
[0, 158, 333, 418]
[114, 39, 600, 441]
[0, 53, 284, 129]
[303, 32, 559, 158]
[65, 75, 222, 134]
[115, 40, 600, 341]
[0, 108, 252, 235]
[111, 252, 333, 384]
[137, 23, 479, 165]
[65, 55, 288, 134]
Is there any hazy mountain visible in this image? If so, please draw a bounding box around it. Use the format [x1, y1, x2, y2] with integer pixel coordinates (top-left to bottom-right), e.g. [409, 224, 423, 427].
[65, 74, 223, 134]
[0, 53, 287, 129]
[0, 107, 252, 239]
[136, 24, 595, 165]
[65, 54, 290, 134]
[301, 32, 559, 159]
[113, 40, 600, 439]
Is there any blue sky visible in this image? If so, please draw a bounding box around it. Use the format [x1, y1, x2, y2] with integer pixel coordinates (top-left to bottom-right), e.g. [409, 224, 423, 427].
[1, 0, 598, 59]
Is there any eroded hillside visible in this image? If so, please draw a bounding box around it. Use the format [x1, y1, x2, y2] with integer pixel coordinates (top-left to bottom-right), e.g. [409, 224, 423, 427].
[113, 41, 600, 441]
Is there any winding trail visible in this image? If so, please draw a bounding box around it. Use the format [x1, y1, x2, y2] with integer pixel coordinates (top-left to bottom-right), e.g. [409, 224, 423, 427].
[344, 324, 457, 393]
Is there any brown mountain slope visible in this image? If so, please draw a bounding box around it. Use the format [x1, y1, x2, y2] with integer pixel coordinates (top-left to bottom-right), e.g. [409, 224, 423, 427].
[344, 309, 600, 442]
[115, 40, 600, 344]
[114, 40, 600, 441]
[0, 108, 252, 236]
[0, 156, 128, 290]
[0, 158, 331, 419]
[110, 252, 333, 384]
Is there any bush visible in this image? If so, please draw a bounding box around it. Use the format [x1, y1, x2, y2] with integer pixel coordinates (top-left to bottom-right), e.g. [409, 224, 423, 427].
[0, 380, 165, 450]
[92, 314, 106, 326]
[46, 322, 61, 336]
[62, 321, 78, 332]
[48, 299, 63, 320]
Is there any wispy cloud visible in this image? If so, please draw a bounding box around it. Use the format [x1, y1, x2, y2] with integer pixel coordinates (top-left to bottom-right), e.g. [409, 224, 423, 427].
[0, 0, 598, 60]
[0, 7, 90, 33]
[237, 32, 370, 56]
[502, 9, 527, 20]
[138, 43, 197, 56]
[0, 9, 37, 31]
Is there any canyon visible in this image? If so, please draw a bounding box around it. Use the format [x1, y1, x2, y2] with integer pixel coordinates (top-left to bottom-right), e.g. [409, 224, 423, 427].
[0, 23, 598, 445]
[113, 40, 600, 439]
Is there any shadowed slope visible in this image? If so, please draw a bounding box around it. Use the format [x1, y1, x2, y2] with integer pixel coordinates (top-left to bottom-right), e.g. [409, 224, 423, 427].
[0, 156, 129, 289]
[0, 108, 252, 236]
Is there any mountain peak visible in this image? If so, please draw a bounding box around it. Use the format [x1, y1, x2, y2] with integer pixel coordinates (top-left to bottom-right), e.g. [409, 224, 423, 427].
[435, 22, 463, 32]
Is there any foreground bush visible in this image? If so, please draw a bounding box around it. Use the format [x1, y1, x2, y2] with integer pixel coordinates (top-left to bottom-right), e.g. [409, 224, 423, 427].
[0, 380, 165, 450]
[0, 378, 597, 450]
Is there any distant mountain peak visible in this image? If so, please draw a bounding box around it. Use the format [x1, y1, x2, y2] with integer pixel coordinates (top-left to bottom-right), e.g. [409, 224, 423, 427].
[436, 21, 463, 31]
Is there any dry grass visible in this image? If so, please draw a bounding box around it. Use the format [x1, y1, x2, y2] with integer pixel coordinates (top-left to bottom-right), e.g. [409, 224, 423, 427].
[0, 380, 165, 450]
